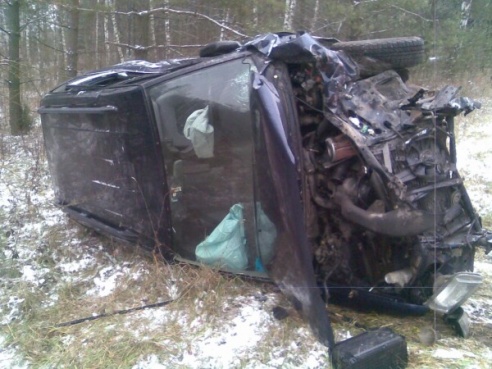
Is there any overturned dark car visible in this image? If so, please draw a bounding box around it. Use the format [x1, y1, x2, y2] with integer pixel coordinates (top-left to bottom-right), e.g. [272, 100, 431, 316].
[39, 32, 490, 350]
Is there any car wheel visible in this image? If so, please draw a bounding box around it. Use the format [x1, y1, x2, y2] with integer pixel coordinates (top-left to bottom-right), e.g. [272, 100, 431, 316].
[330, 37, 425, 69]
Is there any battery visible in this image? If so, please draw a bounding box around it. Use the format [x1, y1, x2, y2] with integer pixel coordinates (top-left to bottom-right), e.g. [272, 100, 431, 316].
[332, 327, 408, 369]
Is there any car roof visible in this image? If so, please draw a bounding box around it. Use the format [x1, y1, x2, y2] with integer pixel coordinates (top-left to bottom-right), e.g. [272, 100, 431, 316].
[51, 58, 203, 93]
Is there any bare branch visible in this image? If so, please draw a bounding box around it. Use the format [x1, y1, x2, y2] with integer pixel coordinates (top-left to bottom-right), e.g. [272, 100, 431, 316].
[28, 34, 65, 53]
[107, 41, 204, 51]
[155, 43, 204, 49]
[76, 6, 250, 38]
[147, 8, 249, 38]
[20, 14, 52, 32]
[390, 5, 432, 22]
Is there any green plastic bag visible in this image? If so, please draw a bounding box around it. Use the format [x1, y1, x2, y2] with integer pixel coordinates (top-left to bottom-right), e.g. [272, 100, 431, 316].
[195, 204, 248, 270]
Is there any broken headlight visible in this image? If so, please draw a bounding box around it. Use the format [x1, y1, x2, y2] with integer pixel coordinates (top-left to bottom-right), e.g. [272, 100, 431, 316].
[424, 272, 483, 314]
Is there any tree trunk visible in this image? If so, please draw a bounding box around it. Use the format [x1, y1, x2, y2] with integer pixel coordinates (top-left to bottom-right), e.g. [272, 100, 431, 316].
[460, 0, 473, 29]
[283, 0, 296, 31]
[107, 0, 124, 62]
[102, 0, 110, 60]
[7, 0, 25, 135]
[39, 15, 49, 92]
[220, 9, 230, 41]
[132, 0, 150, 60]
[65, 0, 79, 79]
[95, 0, 101, 68]
[55, 6, 66, 83]
[311, 0, 320, 32]
[149, 12, 157, 61]
[252, 0, 258, 29]
[164, 0, 171, 58]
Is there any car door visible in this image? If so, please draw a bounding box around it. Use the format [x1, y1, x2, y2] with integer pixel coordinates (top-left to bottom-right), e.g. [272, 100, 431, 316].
[149, 57, 259, 270]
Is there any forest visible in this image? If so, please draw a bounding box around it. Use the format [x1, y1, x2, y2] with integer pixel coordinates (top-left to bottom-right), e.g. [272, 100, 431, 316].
[0, 0, 491, 134]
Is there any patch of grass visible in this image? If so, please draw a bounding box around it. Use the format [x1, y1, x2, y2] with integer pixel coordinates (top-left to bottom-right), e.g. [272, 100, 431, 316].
[1, 225, 275, 368]
[253, 303, 331, 367]
[480, 212, 492, 229]
[8, 316, 166, 369]
[0, 260, 22, 279]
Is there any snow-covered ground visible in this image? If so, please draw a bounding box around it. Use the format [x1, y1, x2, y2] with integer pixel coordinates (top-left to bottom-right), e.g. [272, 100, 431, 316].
[1, 103, 492, 368]
[456, 97, 492, 218]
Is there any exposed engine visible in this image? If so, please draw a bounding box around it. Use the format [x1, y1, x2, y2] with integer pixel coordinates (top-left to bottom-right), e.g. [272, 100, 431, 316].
[290, 63, 483, 304]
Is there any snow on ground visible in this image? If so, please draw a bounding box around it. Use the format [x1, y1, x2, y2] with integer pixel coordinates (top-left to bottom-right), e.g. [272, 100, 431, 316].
[456, 97, 492, 217]
[126, 294, 329, 369]
[463, 260, 492, 328]
[0, 336, 27, 369]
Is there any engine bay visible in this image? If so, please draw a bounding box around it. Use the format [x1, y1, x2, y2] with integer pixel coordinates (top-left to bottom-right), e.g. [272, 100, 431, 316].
[289, 63, 483, 305]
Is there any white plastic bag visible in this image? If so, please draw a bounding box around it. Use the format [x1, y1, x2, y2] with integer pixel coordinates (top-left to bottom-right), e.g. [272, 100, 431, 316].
[183, 105, 214, 158]
[256, 202, 277, 266]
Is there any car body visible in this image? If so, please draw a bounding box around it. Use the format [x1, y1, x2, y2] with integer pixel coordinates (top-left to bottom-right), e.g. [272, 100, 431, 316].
[39, 32, 490, 346]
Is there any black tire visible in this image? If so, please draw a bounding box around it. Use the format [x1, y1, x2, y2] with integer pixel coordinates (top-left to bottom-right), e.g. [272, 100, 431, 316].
[199, 41, 241, 58]
[330, 37, 425, 69]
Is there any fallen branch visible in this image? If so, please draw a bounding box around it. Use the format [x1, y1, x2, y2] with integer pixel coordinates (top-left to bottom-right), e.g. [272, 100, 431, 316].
[55, 299, 175, 328]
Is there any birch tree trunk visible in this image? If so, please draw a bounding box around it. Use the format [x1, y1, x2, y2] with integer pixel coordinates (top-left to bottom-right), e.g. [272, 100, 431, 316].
[102, 0, 110, 59]
[460, 0, 473, 29]
[283, 0, 296, 31]
[164, 0, 171, 58]
[220, 9, 230, 41]
[107, 0, 124, 62]
[150, 12, 157, 61]
[252, 0, 258, 29]
[311, 0, 320, 32]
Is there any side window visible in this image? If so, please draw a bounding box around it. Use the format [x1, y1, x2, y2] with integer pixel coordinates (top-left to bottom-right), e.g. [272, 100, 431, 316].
[149, 59, 257, 271]
[150, 60, 250, 155]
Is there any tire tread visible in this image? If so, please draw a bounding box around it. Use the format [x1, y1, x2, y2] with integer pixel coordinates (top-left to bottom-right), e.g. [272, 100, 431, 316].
[330, 37, 425, 68]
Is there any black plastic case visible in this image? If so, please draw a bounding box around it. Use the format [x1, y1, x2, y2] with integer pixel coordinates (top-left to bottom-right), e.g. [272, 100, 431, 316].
[332, 327, 408, 369]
